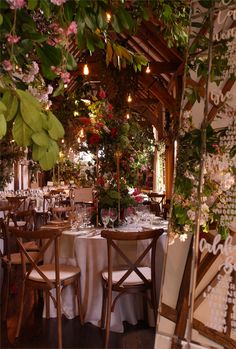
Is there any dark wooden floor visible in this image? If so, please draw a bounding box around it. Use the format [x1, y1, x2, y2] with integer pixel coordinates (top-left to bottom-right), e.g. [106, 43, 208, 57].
[1, 286, 155, 349]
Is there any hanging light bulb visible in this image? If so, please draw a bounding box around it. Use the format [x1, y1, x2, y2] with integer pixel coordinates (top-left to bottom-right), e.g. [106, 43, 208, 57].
[106, 12, 112, 22]
[83, 63, 89, 75]
[146, 63, 151, 74]
[127, 93, 132, 103]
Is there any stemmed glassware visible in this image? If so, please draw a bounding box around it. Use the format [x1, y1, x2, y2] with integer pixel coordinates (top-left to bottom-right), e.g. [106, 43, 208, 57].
[101, 208, 110, 229]
[109, 208, 118, 229]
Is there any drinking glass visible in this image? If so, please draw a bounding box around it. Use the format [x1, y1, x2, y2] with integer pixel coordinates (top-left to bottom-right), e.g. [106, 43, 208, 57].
[101, 208, 110, 229]
[109, 208, 118, 229]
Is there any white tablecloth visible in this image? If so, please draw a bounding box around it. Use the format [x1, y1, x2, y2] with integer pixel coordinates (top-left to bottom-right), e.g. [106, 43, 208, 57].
[43, 223, 168, 332]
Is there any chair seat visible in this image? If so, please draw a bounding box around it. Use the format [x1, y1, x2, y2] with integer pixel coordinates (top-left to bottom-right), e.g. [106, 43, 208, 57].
[9, 221, 26, 227]
[2, 251, 40, 265]
[29, 264, 81, 282]
[102, 266, 151, 286]
[23, 240, 39, 251]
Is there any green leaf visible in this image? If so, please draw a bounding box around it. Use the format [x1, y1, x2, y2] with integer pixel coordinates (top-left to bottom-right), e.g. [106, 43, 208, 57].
[66, 52, 77, 71]
[86, 34, 95, 52]
[0, 14, 3, 26]
[38, 140, 59, 170]
[163, 4, 172, 20]
[0, 101, 7, 113]
[85, 13, 97, 31]
[77, 31, 86, 50]
[106, 41, 113, 65]
[64, 1, 74, 22]
[40, 0, 51, 19]
[22, 32, 48, 42]
[52, 80, 65, 97]
[16, 90, 43, 131]
[32, 130, 50, 147]
[41, 64, 57, 80]
[12, 113, 33, 146]
[2, 91, 18, 121]
[0, 114, 6, 139]
[36, 44, 62, 67]
[16, 89, 41, 110]
[97, 8, 107, 30]
[47, 111, 64, 140]
[27, 0, 39, 10]
[111, 14, 121, 33]
[116, 8, 132, 30]
[32, 143, 46, 161]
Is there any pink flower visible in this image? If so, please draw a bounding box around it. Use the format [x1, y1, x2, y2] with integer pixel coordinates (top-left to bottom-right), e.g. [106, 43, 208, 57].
[50, 0, 67, 5]
[99, 89, 106, 99]
[6, 33, 21, 44]
[2, 60, 13, 71]
[7, 0, 25, 9]
[60, 71, 71, 83]
[67, 21, 77, 35]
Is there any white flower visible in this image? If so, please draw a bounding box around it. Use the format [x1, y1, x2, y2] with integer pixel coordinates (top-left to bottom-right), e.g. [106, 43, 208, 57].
[179, 233, 188, 242]
[183, 224, 191, 232]
[187, 209, 195, 221]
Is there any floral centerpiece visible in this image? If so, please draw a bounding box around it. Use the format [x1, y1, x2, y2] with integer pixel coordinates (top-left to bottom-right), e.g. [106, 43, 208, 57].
[170, 111, 236, 242]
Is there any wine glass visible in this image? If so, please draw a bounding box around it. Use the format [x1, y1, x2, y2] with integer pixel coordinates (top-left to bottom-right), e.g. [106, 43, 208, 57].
[101, 208, 110, 229]
[109, 208, 118, 229]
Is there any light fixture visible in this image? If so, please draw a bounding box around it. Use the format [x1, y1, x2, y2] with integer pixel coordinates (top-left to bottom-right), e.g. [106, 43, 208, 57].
[127, 93, 132, 103]
[64, 83, 68, 88]
[106, 12, 112, 22]
[61, 139, 65, 144]
[126, 113, 130, 119]
[45, 104, 50, 111]
[83, 63, 89, 75]
[145, 63, 151, 74]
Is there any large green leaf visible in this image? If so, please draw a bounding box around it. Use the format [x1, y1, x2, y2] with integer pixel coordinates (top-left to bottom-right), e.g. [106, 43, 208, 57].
[16, 89, 41, 110]
[40, 0, 51, 18]
[2, 91, 18, 121]
[0, 114, 6, 139]
[65, 52, 77, 71]
[47, 111, 64, 140]
[12, 113, 33, 146]
[0, 101, 7, 113]
[32, 143, 46, 161]
[27, 0, 39, 10]
[85, 13, 97, 31]
[36, 44, 62, 67]
[16, 90, 43, 131]
[38, 140, 59, 170]
[32, 130, 50, 147]
[41, 64, 57, 80]
[64, 1, 74, 22]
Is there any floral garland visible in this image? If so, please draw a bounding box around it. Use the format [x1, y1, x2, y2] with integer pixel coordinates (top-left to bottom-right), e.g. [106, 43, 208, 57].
[170, 111, 236, 242]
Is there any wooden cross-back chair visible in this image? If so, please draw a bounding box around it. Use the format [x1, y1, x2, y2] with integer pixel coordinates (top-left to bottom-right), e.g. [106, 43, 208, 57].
[0, 218, 39, 321]
[11, 227, 84, 349]
[51, 206, 75, 222]
[100, 228, 164, 348]
[6, 196, 27, 211]
[148, 193, 165, 216]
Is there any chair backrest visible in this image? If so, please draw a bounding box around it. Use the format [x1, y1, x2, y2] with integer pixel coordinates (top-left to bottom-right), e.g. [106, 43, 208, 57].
[101, 229, 163, 287]
[71, 188, 94, 204]
[51, 206, 74, 221]
[11, 227, 62, 288]
[0, 218, 10, 260]
[8, 209, 36, 231]
[148, 193, 165, 204]
[6, 196, 27, 211]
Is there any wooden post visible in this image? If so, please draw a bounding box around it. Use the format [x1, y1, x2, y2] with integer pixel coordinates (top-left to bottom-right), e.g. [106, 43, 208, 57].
[95, 146, 99, 227]
[115, 150, 122, 224]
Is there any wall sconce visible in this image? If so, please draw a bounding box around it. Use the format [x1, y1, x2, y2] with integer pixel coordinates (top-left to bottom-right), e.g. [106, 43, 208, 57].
[127, 93, 132, 103]
[83, 63, 89, 75]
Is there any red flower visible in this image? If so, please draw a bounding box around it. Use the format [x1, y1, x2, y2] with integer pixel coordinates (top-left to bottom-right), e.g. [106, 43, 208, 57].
[108, 103, 113, 111]
[79, 117, 91, 126]
[95, 122, 104, 129]
[88, 134, 100, 144]
[99, 89, 106, 99]
[110, 127, 118, 138]
[107, 113, 113, 119]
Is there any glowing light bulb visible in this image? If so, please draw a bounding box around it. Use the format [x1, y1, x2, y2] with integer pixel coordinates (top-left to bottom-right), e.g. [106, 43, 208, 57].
[106, 12, 112, 22]
[146, 63, 151, 74]
[127, 94, 132, 103]
[73, 111, 79, 116]
[45, 104, 50, 110]
[83, 63, 89, 75]
[126, 113, 130, 119]
[64, 83, 68, 88]
[61, 139, 65, 144]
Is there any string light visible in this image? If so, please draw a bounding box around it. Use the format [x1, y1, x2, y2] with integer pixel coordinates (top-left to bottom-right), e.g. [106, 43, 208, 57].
[126, 113, 130, 119]
[73, 111, 79, 116]
[145, 63, 151, 74]
[61, 139, 65, 144]
[83, 63, 89, 75]
[64, 83, 68, 88]
[127, 93, 132, 103]
[106, 12, 112, 22]
[45, 104, 50, 111]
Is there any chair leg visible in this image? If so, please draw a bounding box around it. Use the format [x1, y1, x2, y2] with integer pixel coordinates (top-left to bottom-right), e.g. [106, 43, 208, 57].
[104, 283, 112, 349]
[55, 284, 62, 349]
[45, 291, 50, 319]
[75, 278, 84, 325]
[1, 264, 11, 321]
[101, 283, 107, 329]
[15, 279, 25, 338]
